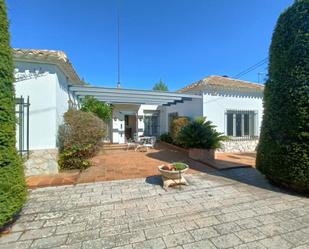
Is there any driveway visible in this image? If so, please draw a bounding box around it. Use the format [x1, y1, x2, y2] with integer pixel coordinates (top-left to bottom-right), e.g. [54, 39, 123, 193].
[2, 168, 309, 249]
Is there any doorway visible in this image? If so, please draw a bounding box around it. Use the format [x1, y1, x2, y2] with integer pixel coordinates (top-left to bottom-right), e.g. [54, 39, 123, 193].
[124, 115, 137, 140]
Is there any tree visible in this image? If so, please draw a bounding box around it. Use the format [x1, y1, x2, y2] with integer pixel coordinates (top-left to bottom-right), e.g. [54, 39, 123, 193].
[256, 0, 309, 192]
[80, 96, 113, 122]
[153, 79, 168, 91]
[0, 0, 26, 226]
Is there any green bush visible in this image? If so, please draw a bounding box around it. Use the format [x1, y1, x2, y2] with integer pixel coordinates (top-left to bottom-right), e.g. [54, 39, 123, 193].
[0, 0, 26, 227]
[256, 0, 309, 191]
[58, 109, 106, 170]
[170, 116, 189, 143]
[177, 117, 227, 149]
[160, 132, 173, 144]
[80, 96, 113, 122]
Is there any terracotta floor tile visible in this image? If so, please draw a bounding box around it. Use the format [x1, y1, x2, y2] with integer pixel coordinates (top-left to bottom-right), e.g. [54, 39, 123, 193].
[26, 143, 255, 188]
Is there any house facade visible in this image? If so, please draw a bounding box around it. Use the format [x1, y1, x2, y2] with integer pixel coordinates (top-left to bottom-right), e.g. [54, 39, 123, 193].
[13, 49, 264, 176]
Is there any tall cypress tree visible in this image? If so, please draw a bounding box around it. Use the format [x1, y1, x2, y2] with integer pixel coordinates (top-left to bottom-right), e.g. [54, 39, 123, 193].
[256, 0, 309, 191]
[0, 0, 26, 226]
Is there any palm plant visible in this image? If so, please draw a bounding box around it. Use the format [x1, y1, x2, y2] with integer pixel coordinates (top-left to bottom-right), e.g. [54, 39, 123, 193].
[177, 117, 227, 149]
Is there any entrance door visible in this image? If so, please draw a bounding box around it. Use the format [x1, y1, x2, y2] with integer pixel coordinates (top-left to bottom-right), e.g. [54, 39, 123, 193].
[124, 115, 137, 140]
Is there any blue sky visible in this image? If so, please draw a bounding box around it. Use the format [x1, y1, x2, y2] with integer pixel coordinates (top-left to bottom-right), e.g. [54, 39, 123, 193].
[7, 0, 293, 91]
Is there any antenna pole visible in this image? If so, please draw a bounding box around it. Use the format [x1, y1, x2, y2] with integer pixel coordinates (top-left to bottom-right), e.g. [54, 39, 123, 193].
[117, 11, 121, 89]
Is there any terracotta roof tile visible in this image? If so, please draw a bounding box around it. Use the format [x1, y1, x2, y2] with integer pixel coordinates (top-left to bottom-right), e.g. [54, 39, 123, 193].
[178, 75, 264, 93]
[13, 48, 82, 85]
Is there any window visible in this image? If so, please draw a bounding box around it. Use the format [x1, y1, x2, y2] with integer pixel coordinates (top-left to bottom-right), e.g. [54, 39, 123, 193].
[144, 113, 160, 137]
[226, 110, 256, 138]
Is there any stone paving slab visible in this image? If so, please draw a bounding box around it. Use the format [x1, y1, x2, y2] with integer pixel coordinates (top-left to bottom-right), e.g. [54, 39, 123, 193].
[1, 168, 309, 249]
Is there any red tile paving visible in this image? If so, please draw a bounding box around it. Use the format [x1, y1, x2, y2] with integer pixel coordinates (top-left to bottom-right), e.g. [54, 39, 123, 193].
[26, 143, 256, 188]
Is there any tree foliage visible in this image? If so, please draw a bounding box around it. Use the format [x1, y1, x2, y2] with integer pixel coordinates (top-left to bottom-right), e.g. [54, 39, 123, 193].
[80, 96, 113, 122]
[256, 0, 309, 191]
[0, 0, 26, 227]
[153, 79, 168, 91]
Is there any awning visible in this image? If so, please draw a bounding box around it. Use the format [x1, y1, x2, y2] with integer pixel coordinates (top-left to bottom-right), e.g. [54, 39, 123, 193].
[69, 85, 202, 106]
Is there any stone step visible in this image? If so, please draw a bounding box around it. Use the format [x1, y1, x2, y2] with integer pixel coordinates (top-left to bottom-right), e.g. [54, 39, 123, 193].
[103, 144, 127, 150]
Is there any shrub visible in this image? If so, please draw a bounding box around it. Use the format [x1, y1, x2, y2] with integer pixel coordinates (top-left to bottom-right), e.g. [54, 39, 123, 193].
[58, 109, 106, 170]
[80, 96, 113, 122]
[256, 0, 309, 192]
[0, 0, 26, 227]
[170, 117, 189, 143]
[177, 117, 227, 149]
[160, 132, 173, 144]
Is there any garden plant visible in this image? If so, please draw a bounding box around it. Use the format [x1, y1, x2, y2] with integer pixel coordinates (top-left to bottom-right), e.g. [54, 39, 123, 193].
[58, 109, 106, 170]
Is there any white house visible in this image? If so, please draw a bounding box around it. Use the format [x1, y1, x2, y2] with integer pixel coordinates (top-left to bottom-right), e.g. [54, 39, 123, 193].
[13, 48, 264, 176]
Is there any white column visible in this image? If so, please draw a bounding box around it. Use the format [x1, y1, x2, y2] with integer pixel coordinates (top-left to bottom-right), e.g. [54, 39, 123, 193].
[233, 113, 236, 137]
[241, 114, 245, 137]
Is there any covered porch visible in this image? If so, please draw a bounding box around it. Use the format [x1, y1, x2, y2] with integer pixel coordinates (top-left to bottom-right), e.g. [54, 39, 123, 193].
[69, 85, 202, 143]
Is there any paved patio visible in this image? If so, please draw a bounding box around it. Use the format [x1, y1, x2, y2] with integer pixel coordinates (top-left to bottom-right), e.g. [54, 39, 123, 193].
[26, 143, 255, 188]
[2, 168, 309, 249]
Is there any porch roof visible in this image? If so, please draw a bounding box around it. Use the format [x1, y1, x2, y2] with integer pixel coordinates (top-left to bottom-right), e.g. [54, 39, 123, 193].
[69, 85, 202, 106]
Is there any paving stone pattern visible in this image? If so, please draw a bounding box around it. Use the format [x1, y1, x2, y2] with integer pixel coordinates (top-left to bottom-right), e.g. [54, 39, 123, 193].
[1, 168, 309, 249]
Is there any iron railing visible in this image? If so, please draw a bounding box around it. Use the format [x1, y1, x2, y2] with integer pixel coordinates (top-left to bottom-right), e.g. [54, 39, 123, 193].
[16, 96, 30, 158]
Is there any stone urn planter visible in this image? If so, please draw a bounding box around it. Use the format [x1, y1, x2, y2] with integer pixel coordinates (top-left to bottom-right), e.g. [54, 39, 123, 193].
[158, 163, 189, 190]
[188, 148, 215, 163]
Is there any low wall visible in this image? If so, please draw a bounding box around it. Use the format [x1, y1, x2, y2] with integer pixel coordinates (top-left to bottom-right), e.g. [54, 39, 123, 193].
[159, 141, 188, 154]
[218, 139, 259, 153]
[24, 149, 59, 176]
[161, 139, 259, 153]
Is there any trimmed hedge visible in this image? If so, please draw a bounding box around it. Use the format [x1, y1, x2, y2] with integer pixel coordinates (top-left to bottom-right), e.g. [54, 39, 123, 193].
[256, 0, 309, 191]
[0, 0, 27, 227]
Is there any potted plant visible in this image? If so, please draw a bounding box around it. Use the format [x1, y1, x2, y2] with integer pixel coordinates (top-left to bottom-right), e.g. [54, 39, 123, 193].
[177, 117, 227, 163]
[158, 162, 189, 190]
[158, 162, 189, 179]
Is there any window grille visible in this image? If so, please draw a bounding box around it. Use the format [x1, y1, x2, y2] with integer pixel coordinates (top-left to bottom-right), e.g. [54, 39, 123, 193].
[225, 110, 258, 140]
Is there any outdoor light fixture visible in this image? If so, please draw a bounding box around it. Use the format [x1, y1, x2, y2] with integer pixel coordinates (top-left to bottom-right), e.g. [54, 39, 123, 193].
[113, 117, 117, 121]
[138, 115, 143, 121]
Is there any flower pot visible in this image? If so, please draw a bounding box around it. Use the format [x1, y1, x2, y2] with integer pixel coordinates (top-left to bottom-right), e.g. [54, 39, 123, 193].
[158, 164, 189, 180]
[189, 148, 215, 163]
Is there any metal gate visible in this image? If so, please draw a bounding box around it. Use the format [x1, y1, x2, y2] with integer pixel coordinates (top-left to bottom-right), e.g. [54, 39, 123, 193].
[16, 96, 30, 158]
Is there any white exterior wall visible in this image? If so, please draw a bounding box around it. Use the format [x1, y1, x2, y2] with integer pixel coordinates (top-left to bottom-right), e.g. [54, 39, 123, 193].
[163, 98, 203, 132]
[14, 61, 78, 150]
[55, 67, 78, 130]
[14, 62, 58, 150]
[202, 90, 263, 135]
